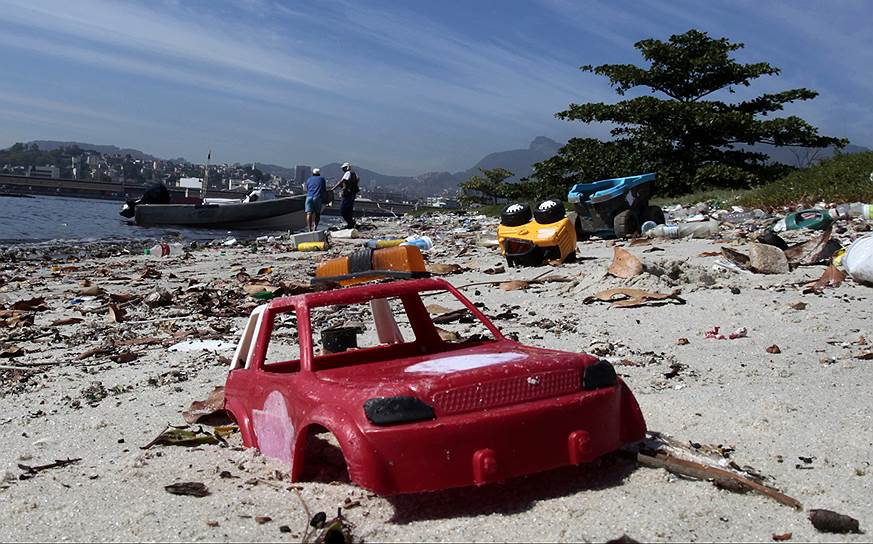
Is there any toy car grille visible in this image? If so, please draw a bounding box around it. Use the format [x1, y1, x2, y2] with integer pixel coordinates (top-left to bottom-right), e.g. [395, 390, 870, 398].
[432, 368, 579, 416]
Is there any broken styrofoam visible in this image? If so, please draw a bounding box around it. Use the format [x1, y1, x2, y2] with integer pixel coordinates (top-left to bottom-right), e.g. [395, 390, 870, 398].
[169, 339, 236, 353]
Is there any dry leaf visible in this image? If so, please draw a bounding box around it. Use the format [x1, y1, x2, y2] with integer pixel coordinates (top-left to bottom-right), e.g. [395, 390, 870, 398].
[164, 482, 211, 497]
[784, 228, 840, 265]
[141, 267, 162, 279]
[183, 386, 230, 425]
[110, 352, 140, 363]
[427, 263, 464, 275]
[499, 280, 529, 291]
[109, 293, 139, 303]
[425, 304, 455, 314]
[721, 247, 751, 269]
[0, 345, 24, 358]
[855, 352, 873, 360]
[243, 284, 273, 295]
[607, 247, 643, 278]
[767, 344, 782, 354]
[51, 317, 83, 327]
[256, 267, 273, 276]
[698, 251, 721, 257]
[78, 346, 112, 360]
[432, 309, 471, 324]
[434, 326, 460, 342]
[11, 297, 49, 312]
[771, 532, 792, 541]
[676, 338, 689, 345]
[107, 304, 127, 323]
[628, 238, 652, 247]
[482, 265, 505, 275]
[584, 288, 685, 308]
[802, 265, 845, 294]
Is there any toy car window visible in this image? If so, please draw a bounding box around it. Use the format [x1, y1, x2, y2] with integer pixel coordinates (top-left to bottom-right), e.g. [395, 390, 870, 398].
[262, 312, 301, 372]
[309, 297, 417, 367]
[421, 289, 497, 344]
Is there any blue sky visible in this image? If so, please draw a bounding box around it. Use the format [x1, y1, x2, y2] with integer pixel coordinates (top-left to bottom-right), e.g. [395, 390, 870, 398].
[0, 0, 870, 175]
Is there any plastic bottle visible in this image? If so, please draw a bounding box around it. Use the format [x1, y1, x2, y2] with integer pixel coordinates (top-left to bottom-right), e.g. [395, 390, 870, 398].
[720, 209, 766, 224]
[773, 209, 832, 232]
[400, 235, 433, 251]
[829, 203, 873, 220]
[145, 242, 183, 257]
[645, 222, 719, 239]
[297, 241, 328, 251]
[365, 238, 405, 249]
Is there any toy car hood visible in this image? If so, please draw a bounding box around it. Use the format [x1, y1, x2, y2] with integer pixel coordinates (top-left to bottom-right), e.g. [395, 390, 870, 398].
[315, 341, 595, 407]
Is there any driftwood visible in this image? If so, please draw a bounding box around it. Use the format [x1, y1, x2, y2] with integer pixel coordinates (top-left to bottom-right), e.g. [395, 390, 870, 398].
[637, 450, 802, 509]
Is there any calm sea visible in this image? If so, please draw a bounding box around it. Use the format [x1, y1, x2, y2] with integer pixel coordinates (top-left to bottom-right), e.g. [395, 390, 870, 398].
[0, 194, 322, 243]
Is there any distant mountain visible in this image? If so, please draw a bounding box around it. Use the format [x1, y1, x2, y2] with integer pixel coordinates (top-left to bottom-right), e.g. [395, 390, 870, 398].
[28, 140, 165, 161]
[742, 142, 870, 167]
[453, 136, 562, 183]
[24, 137, 869, 198]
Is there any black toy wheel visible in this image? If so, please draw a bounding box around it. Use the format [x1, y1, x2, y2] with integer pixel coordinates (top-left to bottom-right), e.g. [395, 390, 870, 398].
[641, 205, 665, 225]
[570, 214, 590, 241]
[500, 203, 532, 227]
[613, 210, 639, 238]
[533, 198, 566, 224]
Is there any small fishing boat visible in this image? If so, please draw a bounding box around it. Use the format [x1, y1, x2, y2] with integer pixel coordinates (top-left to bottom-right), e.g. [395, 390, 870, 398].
[120, 185, 309, 230]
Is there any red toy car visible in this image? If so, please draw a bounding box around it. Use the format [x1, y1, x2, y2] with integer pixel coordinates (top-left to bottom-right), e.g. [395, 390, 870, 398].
[224, 278, 646, 495]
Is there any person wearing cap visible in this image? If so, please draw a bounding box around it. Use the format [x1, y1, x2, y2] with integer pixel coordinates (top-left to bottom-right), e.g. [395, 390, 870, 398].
[304, 167, 327, 231]
[331, 162, 360, 229]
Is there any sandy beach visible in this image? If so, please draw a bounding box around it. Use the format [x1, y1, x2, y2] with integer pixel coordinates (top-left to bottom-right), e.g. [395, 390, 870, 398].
[1, 214, 871, 542]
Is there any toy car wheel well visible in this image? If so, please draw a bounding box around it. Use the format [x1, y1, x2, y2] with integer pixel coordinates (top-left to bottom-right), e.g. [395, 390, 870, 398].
[295, 424, 350, 484]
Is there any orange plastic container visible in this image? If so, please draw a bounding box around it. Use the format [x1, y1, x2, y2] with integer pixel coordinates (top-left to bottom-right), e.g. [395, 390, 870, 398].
[316, 245, 427, 286]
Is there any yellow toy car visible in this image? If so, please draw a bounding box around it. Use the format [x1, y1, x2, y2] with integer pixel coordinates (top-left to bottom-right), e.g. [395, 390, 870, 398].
[497, 199, 577, 266]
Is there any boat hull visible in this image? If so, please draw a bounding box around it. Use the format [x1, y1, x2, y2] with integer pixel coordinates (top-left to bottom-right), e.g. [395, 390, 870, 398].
[134, 196, 307, 230]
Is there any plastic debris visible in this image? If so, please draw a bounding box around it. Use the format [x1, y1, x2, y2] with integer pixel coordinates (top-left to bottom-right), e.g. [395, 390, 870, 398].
[705, 326, 747, 340]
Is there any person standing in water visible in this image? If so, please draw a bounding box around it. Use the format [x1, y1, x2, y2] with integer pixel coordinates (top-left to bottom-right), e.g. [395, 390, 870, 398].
[304, 167, 327, 231]
[332, 162, 359, 229]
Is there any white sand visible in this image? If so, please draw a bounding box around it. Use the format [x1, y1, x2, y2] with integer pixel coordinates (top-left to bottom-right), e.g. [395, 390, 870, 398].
[1, 218, 871, 542]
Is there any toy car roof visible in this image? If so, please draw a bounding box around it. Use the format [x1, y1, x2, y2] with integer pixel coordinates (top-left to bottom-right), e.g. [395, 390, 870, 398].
[268, 277, 455, 311]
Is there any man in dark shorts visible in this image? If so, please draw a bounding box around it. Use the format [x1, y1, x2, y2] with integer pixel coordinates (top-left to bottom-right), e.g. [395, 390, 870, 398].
[304, 168, 327, 231]
[332, 162, 359, 229]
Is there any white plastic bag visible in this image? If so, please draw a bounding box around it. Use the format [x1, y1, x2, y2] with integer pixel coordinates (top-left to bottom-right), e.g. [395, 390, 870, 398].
[843, 234, 873, 285]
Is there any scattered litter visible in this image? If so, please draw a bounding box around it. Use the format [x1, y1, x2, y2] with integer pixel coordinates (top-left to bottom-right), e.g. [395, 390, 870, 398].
[842, 233, 873, 285]
[584, 288, 685, 308]
[635, 432, 801, 509]
[784, 228, 840, 266]
[705, 326, 747, 340]
[18, 458, 81, 480]
[808, 509, 862, 534]
[51, 317, 83, 326]
[165, 481, 211, 497]
[169, 339, 236, 353]
[607, 247, 643, 278]
[142, 426, 223, 449]
[426, 263, 465, 275]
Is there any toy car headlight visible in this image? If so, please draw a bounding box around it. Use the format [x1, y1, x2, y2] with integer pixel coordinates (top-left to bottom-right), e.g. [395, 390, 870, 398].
[363, 396, 436, 426]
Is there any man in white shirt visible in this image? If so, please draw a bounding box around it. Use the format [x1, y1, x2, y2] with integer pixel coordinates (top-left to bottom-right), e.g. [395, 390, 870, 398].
[332, 162, 360, 229]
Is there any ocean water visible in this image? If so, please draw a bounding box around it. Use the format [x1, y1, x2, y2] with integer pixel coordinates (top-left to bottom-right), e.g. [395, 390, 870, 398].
[0, 194, 321, 243]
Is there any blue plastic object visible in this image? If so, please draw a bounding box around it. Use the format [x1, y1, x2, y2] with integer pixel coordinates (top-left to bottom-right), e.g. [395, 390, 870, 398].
[568, 173, 656, 205]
